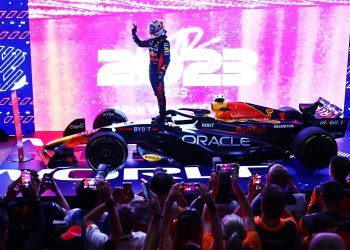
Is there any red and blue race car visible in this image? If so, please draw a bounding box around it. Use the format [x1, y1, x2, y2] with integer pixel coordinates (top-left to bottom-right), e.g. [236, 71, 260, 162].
[44, 97, 348, 173]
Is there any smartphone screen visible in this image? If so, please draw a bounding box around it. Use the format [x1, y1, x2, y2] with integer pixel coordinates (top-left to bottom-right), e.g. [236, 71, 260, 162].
[43, 174, 52, 188]
[83, 179, 96, 190]
[252, 173, 262, 190]
[216, 163, 235, 174]
[21, 170, 31, 188]
[182, 183, 199, 193]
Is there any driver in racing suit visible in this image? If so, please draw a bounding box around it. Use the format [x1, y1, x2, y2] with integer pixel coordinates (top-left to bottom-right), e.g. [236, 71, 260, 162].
[132, 20, 170, 123]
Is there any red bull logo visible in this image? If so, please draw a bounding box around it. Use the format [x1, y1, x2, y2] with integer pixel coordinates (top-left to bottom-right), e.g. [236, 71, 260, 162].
[216, 102, 273, 120]
[236, 125, 267, 134]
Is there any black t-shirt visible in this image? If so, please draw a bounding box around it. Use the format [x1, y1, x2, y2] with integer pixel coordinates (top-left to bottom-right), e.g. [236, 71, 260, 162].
[300, 211, 350, 249]
[301, 211, 350, 233]
[6, 199, 65, 250]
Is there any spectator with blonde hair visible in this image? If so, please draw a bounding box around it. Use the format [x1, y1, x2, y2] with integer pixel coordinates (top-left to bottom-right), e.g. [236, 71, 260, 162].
[251, 164, 307, 220]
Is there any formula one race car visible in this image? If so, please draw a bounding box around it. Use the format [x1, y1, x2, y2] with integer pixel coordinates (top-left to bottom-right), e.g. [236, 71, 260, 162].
[44, 97, 349, 172]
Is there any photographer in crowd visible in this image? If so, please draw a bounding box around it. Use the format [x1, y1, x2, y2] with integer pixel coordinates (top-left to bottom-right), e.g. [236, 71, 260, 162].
[250, 164, 307, 220]
[2, 169, 69, 250]
[308, 156, 350, 216]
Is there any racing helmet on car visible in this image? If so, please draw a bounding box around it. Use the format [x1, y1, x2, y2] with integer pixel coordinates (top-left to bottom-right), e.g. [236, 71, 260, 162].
[211, 95, 228, 112]
[149, 20, 166, 38]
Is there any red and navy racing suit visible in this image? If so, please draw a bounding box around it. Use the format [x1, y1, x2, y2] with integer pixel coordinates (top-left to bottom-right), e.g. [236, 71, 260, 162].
[132, 33, 170, 118]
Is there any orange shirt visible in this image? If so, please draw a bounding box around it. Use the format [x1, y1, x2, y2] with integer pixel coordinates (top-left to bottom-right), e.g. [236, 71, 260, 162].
[254, 216, 297, 250]
[308, 186, 350, 216]
[202, 231, 261, 250]
[298, 212, 350, 250]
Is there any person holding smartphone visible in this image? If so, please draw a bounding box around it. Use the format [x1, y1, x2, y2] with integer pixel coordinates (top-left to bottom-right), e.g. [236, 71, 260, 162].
[3, 170, 69, 250]
[203, 164, 262, 250]
[250, 164, 307, 221]
[159, 182, 223, 250]
[190, 171, 239, 219]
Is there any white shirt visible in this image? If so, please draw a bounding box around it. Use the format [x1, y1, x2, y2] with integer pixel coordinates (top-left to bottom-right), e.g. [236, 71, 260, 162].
[116, 231, 146, 250]
[86, 224, 146, 250]
[64, 208, 107, 228]
[86, 224, 108, 250]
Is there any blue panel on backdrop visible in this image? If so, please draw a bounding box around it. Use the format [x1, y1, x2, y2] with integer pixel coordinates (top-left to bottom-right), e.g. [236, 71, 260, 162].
[0, 0, 34, 135]
[345, 37, 350, 118]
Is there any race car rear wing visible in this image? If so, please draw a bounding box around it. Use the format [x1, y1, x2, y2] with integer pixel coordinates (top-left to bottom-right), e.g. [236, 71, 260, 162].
[299, 97, 343, 119]
[299, 102, 321, 117]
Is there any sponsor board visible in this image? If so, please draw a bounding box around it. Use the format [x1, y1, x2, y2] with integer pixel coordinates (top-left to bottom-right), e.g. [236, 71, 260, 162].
[236, 125, 267, 134]
[0, 164, 268, 182]
[69, 123, 85, 130]
[319, 120, 345, 126]
[142, 154, 162, 162]
[273, 124, 295, 128]
[182, 135, 250, 147]
[133, 126, 152, 132]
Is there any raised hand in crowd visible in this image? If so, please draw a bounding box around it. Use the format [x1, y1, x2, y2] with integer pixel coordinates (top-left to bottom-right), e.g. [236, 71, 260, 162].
[28, 175, 40, 200]
[198, 183, 224, 250]
[97, 180, 114, 202]
[247, 174, 264, 203]
[39, 174, 70, 213]
[165, 182, 183, 204]
[4, 171, 40, 201]
[231, 164, 255, 227]
[208, 172, 220, 198]
[2, 176, 22, 204]
[84, 180, 122, 250]
[112, 184, 135, 205]
[146, 190, 161, 217]
[159, 182, 183, 250]
[143, 190, 162, 250]
[226, 164, 261, 250]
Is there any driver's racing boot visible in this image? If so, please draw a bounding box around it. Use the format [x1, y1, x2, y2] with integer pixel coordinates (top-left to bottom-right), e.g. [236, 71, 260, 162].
[151, 115, 166, 124]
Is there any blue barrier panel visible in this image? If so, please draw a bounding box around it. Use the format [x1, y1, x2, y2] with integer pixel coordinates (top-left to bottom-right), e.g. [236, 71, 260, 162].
[345, 37, 350, 118]
[0, 0, 34, 135]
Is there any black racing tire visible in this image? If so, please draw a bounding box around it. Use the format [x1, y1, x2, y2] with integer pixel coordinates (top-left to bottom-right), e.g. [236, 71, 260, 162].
[93, 109, 128, 129]
[292, 127, 337, 170]
[279, 107, 303, 121]
[85, 131, 128, 172]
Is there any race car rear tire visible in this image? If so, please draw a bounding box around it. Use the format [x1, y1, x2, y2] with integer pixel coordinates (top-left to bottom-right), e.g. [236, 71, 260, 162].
[292, 127, 337, 170]
[93, 109, 128, 129]
[279, 107, 303, 121]
[85, 131, 128, 172]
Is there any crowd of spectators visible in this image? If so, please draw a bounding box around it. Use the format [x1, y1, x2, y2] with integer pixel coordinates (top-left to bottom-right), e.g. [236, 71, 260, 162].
[0, 155, 349, 250]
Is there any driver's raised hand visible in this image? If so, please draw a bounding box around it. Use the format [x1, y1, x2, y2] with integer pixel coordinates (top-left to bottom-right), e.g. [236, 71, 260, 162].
[132, 24, 137, 34]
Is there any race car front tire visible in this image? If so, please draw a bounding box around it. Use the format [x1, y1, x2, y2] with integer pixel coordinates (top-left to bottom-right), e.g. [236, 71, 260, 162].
[292, 127, 337, 170]
[85, 131, 128, 172]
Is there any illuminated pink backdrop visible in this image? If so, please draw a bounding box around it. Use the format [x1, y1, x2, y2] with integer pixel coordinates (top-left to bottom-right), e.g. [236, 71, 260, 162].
[29, 6, 350, 131]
